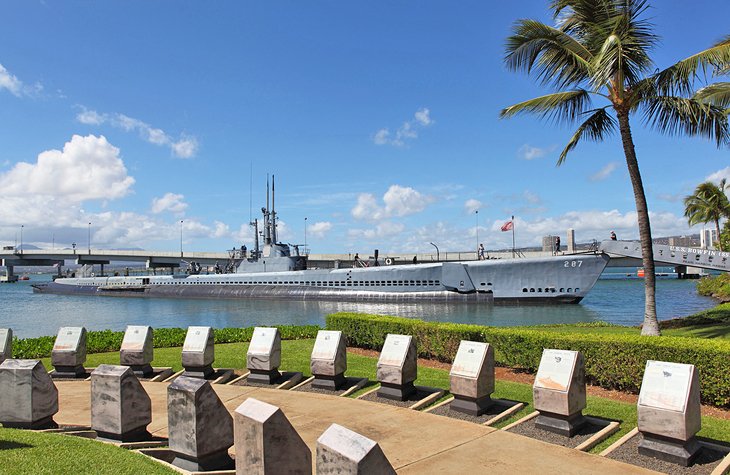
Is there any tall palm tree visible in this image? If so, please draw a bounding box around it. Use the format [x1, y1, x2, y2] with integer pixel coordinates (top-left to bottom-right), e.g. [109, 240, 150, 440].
[500, 0, 730, 336]
[684, 179, 730, 251]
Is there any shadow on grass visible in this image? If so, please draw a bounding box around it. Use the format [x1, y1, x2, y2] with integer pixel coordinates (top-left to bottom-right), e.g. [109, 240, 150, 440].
[0, 440, 33, 450]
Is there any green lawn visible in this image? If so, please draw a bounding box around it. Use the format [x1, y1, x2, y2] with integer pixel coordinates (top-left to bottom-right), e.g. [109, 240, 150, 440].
[61, 339, 730, 455]
[0, 428, 176, 475]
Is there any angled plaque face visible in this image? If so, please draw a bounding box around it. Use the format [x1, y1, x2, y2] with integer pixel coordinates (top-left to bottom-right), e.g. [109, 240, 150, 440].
[312, 331, 342, 361]
[450, 341, 488, 379]
[0, 329, 11, 361]
[54, 327, 84, 352]
[534, 349, 577, 392]
[121, 326, 150, 351]
[638, 361, 693, 413]
[248, 327, 278, 355]
[183, 327, 210, 353]
[378, 335, 411, 367]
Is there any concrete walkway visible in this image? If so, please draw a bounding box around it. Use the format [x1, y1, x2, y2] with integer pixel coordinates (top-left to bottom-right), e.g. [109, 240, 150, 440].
[55, 381, 656, 474]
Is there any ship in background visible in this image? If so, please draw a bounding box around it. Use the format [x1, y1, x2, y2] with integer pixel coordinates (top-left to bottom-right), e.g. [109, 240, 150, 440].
[33, 177, 610, 304]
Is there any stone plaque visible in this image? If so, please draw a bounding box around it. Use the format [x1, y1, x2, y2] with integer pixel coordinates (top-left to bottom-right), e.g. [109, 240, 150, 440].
[534, 349, 576, 392]
[167, 376, 234, 471]
[376, 334, 417, 401]
[378, 334, 411, 367]
[247, 327, 281, 383]
[532, 349, 586, 437]
[0, 359, 59, 429]
[0, 328, 12, 364]
[638, 361, 692, 412]
[637, 361, 702, 466]
[311, 330, 347, 390]
[51, 327, 87, 377]
[120, 325, 154, 376]
[234, 398, 312, 475]
[316, 423, 395, 475]
[451, 341, 488, 379]
[91, 364, 151, 442]
[181, 326, 214, 378]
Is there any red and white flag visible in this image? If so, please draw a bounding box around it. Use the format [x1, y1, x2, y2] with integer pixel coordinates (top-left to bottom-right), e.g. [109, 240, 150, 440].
[501, 220, 513, 232]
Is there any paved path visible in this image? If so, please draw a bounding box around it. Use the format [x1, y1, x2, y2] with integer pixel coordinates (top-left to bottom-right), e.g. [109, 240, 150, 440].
[55, 381, 656, 474]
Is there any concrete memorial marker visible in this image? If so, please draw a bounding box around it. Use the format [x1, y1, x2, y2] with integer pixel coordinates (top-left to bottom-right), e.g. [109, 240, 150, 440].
[637, 360, 702, 466]
[181, 326, 215, 379]
[376, 334, 417, 401]
[316, 423, 395, 475]
[91, 364, 152, 442]
[120, 325, 154, 377]
[247, 327, 282, 384]
[0, 328, 12, 364]
[533, 349, 586, 436]
[234, 398, 312, 475]
[310, 330, 347, 390]
[51, 326, 87, 378]
[0, 359, 58, 429]
[449, 341, 495, 416]
[167, 376, 234, 471]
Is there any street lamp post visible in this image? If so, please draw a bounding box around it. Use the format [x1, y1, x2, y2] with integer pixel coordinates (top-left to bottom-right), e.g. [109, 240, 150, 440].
[429, 242, 439, 262]
[475, 210, 479, 260]
[20, 225, 24, 255]
[304, 217, 307, 255]
[180, 220, 184, 257]
[88, 222, 91, 254]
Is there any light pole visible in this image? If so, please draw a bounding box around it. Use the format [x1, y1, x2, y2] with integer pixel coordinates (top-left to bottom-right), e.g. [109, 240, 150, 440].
[475, 210, 479, 259]
[180, 220, 184, 257]
[304, 217, 307, 254]
[20, 224, 24, 255]
[429, 242, 439, 262]
[88, 222, 91, 254]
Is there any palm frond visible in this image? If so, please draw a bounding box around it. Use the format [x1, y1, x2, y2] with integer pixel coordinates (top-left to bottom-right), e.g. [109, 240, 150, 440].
[654, 36, 730, 96]
[557, 107, 616, 165]
[500, 90, 592, 124]
[694, 82, 730, 109]
[505, 19, 593, 89]
[643, 96, 730, 147]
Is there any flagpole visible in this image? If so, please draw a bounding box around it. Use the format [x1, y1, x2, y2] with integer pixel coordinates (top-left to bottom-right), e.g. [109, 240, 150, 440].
[511, 215, 515, 258]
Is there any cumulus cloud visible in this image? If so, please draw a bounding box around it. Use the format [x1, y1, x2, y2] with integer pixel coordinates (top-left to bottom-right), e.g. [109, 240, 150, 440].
[590, 162, 618, 181]
[706, 166, 730, 185]
[464, 199, 482, 214]
[151, 193, 188, 214]
[0, 134, 134, 202]
[76, 107, 199, 158]
[351, 185, 434, 222]
[348, 221, 405, 240]
[308, 221, 332, 238]
[0, 63, 43, 97]
[517, 144, 550, 160]
[373, 107, 434, 147]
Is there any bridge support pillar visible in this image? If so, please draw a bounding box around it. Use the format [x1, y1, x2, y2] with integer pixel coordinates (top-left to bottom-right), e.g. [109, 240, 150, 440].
[675, 265, 686, 279]
[1, 265, 18, 283]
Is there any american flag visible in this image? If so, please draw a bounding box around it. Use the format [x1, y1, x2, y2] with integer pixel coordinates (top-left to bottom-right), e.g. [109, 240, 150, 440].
[501, 221, 513, 232]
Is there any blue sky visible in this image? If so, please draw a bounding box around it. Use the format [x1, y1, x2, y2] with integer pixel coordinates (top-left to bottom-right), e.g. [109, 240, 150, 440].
[1, 1, 728, 254]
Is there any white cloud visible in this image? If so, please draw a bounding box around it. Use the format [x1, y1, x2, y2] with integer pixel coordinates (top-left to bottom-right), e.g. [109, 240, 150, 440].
[351, 185, 433, 222]
[523, 190, 542, 205]
[0, 63, 42, 98]
[373, 107, 434, 147]
[76, 107, 199, 158]
[308, 221, 332, 238]
[517, 144, 548, 160]
[464, 199, 482, 214]
[212, 221, 230, 238]
[706, 166, 730, 185]
[348, 221, 405, 240]
[590, 162, 618, 181]
[151, 193, 188, 214]
[0, 134, 134, 202]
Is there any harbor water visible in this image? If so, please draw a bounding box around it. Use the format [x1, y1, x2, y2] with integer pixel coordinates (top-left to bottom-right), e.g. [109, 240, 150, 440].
[0, 270, 717, 338]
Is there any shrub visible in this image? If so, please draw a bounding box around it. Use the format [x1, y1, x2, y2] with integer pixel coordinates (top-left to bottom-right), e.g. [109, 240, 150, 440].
[326, 312, 730, 407]
[12, 325, 320, 359]
[696, 274, 730, 302]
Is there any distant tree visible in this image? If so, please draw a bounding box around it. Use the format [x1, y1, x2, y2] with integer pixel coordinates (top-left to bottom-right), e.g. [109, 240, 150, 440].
[685, 179, 730, 251]
[500, 0, 730, 336]
[720, 220, 730, 252]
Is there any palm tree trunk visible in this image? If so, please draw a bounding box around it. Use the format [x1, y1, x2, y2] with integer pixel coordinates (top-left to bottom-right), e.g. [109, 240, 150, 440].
[616, 110, 660, 336]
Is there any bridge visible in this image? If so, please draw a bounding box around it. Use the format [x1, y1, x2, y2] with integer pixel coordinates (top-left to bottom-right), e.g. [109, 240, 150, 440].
[0, 240, 726, 282]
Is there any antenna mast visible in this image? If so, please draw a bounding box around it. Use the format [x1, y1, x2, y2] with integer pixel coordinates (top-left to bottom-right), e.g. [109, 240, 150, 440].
[271, 174, 277, 244]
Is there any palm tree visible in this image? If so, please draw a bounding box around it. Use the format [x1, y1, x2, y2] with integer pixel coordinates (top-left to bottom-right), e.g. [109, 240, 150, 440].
[500, 0, 730, 336]
[684, 179, 730, 251]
